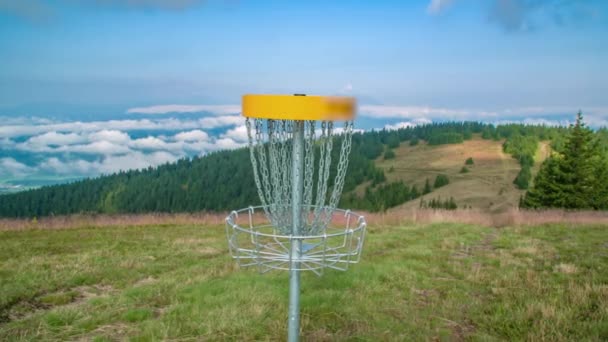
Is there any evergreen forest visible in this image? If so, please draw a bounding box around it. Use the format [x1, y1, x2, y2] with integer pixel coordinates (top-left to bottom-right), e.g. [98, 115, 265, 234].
[0, 118, 605, 218]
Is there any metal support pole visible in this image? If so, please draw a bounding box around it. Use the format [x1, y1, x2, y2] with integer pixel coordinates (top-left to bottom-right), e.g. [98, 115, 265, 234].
[288, 120, 304, 342]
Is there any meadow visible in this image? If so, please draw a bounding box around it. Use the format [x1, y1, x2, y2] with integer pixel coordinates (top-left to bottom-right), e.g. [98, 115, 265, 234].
[375, 137, 550, 213]
[1, 219, 607, 341]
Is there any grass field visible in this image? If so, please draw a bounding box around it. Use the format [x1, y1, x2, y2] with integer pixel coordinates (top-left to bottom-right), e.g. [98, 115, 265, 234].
[375, 136, 550, 213]
[1, 222, 607, 341]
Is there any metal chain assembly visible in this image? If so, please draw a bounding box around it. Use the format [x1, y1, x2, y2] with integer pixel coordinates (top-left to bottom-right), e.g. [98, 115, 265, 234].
[246, 118, 354, 235]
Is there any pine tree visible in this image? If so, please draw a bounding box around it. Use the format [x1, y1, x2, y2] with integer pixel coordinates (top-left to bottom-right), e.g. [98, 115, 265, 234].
[410, 185, 420, 199]
[593, 153, 608, 210]
[434, 174, 449, 188]
[523, 112, 603, 209]
[559, 111, 597, 208]
[423, 178, 432, 194]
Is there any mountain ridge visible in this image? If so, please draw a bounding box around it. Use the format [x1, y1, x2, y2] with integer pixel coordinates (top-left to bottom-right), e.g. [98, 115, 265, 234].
[0, 122, 567, 218]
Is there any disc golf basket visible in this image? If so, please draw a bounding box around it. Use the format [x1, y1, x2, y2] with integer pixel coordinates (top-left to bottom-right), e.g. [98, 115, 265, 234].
[225, 94, 366, 341]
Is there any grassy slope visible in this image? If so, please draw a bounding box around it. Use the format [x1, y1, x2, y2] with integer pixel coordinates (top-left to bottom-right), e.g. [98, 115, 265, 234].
[1, 223, 606, 341]
[375, 136, 549, 213]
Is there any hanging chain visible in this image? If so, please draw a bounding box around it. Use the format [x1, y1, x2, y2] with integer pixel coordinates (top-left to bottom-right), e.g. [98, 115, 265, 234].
[310, 121, 334, 233]
[279, 120, 293, 229]
[246, 118, 271, 220]
[267, 120, 285, 230]
[302, 121, 316, 228]
[322, 120, 353, 228]
[246, 118, 354, 236]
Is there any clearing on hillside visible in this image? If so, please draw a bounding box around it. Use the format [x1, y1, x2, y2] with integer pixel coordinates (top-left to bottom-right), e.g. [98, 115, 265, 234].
[376, 137, 549, 212]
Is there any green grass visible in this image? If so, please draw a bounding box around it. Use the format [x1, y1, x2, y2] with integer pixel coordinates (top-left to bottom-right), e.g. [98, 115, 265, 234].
[1, 223, 607, 341]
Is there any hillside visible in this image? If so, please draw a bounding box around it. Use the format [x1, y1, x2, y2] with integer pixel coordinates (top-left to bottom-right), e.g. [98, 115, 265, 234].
[0, 122, 565, 218]
[375, 137, 550, 212]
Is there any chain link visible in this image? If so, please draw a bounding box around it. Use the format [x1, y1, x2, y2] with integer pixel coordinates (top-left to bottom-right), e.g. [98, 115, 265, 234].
[322, 120, 353, 229]
[246, 118, 354, 235]
[302, 121, 315, 220]
[247, 119, 271, 221]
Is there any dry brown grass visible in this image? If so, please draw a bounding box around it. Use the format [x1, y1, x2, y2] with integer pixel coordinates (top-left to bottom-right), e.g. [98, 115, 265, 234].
[361, 208, 608, 228]
[375, 137, 555, 214]
[2, 208, 608, 231]
[376, 137, 525, 212]
[0, 212, 227, 231]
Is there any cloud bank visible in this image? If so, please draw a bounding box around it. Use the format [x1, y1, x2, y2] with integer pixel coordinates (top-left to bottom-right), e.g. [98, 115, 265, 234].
[1, 104, 606, 191]
[359, 104, 608, 126]
[0, 116, 244, 139]
[126, 104, 240, 115]
[0, 113, 248, 182]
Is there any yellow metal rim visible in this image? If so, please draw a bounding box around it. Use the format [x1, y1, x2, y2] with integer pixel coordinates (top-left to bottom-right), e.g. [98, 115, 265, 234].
[242, 94, 356, 121]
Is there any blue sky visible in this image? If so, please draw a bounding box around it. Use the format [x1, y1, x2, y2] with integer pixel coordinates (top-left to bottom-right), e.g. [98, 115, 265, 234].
[0, 0, 607, 190]
[1, 0, 607, 112]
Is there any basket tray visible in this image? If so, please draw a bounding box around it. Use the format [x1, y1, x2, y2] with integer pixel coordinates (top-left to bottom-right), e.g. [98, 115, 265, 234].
[225, 205, 366, 275]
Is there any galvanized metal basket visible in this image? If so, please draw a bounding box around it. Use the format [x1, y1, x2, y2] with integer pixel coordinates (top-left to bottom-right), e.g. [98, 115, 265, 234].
[226, 205, 366, 275]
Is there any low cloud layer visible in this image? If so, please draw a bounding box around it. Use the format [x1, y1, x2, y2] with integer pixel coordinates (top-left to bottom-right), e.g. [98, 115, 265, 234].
[0, 114, 248, 184]
[0, 116, 244, 139]
[359, 104, 608, 126]
[1, 104, 606, 191]
[126, 104, 240, 115]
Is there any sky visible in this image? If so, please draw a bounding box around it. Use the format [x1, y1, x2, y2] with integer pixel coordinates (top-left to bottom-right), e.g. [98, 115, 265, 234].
[0, 0, 607, 190]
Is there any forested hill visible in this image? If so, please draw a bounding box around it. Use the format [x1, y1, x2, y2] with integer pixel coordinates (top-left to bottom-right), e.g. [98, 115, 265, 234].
[0, 122, 568, 218]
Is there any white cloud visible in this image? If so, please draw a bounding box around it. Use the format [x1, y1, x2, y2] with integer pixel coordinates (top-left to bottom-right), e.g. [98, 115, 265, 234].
[98, 151, 178, 174]
[0, 116, 54, 125]
[427, 0, 455, 15]
[3, 104, 606, 189]
[221, 125, 249, 143]
[214, 137, 246, 150]
[129, 136, 169, 151]
[8, 122, 241, 157]
[89, 130, 130, 144]
[126, 104, 240, 115]
[39, 151, 181, 176]
[384, 118, 433, 130]
[0, 116, 242, 138]
[174, 129, 209, 142]
[425, 0, 601, 31]
[521, 118, 570, 127]
[0, 138, 14, 148]
[0, 157, 32, 176]
[360, 105, 472, 119]
[68, 141, 132, 155]
[26, 131, 86, 146]
[198, 115, 244, 128]
[338, 83, 353, 94]
[40, 157, 97, 175]
[360, 105, 608, 125]
[0, 115, 249, 185]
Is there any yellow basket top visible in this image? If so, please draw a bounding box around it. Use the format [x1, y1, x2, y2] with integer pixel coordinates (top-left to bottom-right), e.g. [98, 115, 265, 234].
[242, 94, 356, 121]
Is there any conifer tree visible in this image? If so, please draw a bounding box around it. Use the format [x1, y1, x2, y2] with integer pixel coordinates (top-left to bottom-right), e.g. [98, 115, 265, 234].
[593, 152, 608, 210]
[411, 185, 420, 199]
[423, 178, 432, 194]
[523, 112, 604, 209]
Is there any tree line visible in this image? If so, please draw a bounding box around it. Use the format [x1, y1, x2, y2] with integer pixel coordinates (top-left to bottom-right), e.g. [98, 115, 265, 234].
[0, 120, 596, 217]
